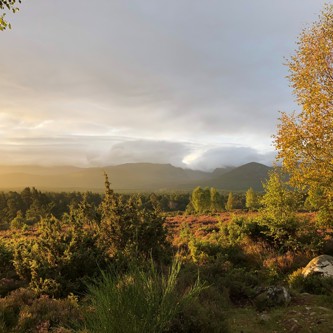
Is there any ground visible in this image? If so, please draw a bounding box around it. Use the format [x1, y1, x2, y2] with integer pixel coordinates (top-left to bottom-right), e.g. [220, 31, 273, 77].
[228, 293, 333, 333]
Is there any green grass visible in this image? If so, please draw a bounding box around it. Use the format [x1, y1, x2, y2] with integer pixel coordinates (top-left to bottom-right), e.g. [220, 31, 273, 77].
[83, 258, 206, 333]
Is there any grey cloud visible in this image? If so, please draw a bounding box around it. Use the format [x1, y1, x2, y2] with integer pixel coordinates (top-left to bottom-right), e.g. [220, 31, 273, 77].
[0, 135, 126, 166]
[0, 0, 327, 168]
[93, 140, 193, 167]
[1, 136, 195, 169]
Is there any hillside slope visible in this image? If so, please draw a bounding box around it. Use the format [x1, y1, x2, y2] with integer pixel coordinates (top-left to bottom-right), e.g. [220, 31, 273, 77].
[0, 162, 271, 192]
[208, 162, 272, 191]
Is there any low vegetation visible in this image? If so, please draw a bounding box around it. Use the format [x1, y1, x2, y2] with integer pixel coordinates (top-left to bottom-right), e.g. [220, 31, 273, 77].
[0, 165, 332, 332]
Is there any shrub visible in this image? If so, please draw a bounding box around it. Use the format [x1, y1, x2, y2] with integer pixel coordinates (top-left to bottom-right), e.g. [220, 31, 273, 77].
[13, 214, 107, 297]
[98, 176, 171, 263]
[288, 269, 333, 295]
[188, 239, 224, 264]
[223, 268, 260, 304]
[0, 241, 13, 272]
[0, 241, 18, 296]
[262, 251, 310, 278]
[220, 216, 268, 245]
[10, 211, 26, 230]
[288, 269, 305, 291]
[83, 258, 206, 333]
[188, 237, 249, 269]
[252, 215, 325, 255]
[164, 259, 227, 331]
[256, 216, 300, 251]
[0, 278, 25, 298]
[0, 288, 35, 331]
[0, 288, 81, 333]
[169, 286, 228, 333]
[184, 250, 262, 306]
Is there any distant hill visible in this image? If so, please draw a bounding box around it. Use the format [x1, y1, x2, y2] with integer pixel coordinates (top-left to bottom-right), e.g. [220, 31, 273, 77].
[211, 166, 235, 177]
[0, 162, 272, 192]
[0, 163, 210, 192]
[208, 162, 272, 191]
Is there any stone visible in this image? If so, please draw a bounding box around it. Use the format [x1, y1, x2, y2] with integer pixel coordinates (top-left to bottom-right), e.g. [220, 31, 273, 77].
[317, 306, 331, 312]
[258, 312, 270, 322]
[254, 286, 291, 310]
[302, 255, 333, 277]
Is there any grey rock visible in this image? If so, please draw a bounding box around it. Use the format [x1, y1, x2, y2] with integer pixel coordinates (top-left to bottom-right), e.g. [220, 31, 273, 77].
[302, 255, 333, 277]
[254, 286, 291, 310]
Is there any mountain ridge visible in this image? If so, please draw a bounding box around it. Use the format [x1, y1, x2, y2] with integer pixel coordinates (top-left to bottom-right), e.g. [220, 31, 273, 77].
[0, 162, 272, 192]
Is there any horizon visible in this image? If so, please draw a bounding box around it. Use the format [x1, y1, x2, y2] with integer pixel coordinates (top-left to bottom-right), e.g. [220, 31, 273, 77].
[0, 160, 272, 192]
[0, 160, 272, 173]
[1, 1, 328, 170]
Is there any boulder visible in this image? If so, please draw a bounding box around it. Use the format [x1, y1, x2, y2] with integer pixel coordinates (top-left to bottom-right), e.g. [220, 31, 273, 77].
[254, 286, 291, 310]
[302, 255, 333, 277]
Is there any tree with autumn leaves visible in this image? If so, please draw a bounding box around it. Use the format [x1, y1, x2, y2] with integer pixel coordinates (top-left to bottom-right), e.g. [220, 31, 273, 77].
[0, 0, 22, 30]
[275, 4, 333, 225]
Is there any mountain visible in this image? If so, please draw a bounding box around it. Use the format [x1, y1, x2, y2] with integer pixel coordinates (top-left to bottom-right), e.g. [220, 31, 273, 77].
[211, 166, 235, 177]
[0, 162, 272, 192]
[208, 162, 272, 191]
[0, 163, 211, 192]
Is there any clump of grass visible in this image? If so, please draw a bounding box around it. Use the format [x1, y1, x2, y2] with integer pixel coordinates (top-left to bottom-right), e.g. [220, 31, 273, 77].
[83, 258, 206, 333]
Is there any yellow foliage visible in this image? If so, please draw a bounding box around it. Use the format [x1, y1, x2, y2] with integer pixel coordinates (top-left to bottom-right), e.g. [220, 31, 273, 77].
[275, 5, 333, 201]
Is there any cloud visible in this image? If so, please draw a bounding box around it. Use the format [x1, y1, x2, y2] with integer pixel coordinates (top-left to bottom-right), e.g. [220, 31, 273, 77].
[92, 140, 193, 167]
[188, 146, 276, 171]
[0, 135, 123, 167]
[0, 136, 195, 168]
[0, 0, 326, 169]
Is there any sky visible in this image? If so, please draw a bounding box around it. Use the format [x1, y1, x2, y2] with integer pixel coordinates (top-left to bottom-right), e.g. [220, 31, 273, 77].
[0, 0, 330, 170]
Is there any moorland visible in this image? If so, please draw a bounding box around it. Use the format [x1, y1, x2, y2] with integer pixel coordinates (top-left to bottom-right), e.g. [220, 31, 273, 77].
[0, 171, 333, 333]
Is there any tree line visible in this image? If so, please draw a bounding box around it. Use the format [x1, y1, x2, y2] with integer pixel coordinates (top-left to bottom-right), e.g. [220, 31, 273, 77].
[0, 185, 269, 231]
